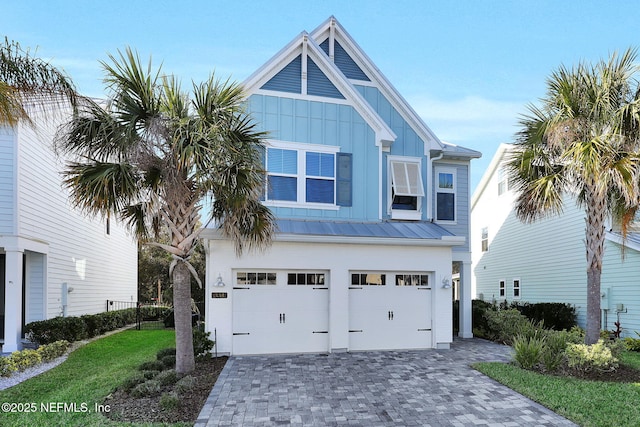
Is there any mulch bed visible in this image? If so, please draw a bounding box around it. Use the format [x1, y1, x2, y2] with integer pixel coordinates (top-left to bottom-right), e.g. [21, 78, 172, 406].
[555, 364, 640, 383]
[103, 356, 227, 424]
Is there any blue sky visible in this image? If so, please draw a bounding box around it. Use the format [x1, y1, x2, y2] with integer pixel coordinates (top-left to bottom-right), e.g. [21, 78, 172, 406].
[4, 0, 640, 192]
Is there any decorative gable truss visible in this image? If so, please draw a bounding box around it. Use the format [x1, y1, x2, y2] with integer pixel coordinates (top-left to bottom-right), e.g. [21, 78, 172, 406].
[244, 32, 395, 150]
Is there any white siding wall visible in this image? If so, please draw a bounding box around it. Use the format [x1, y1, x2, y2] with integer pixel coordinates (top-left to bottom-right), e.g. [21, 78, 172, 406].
[0, 127, 16, 234]
[25, 251, 45, 324]
[602, 241, 640, 337]
[15, 119, 137, 319]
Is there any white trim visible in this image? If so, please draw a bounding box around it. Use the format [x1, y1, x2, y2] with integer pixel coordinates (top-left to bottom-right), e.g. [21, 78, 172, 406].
[512, 278, 521, 300]
[265, 141, 340, 208]
[309, 16, 443, 152]
[434, 167, 457, 225]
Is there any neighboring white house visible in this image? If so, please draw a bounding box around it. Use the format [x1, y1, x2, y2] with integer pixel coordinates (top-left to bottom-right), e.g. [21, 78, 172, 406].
[472, 143, 640, 336]
[0, 112, 138, 352]
[201, 17, 481, 356]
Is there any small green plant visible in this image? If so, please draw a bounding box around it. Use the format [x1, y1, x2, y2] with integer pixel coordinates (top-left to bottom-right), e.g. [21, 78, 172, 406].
[160, 354, 176, 369]
[159, 391, 180, 411]
[193, 326, 215, 359]
[130, 379, 161, 398]
[174, 375, 195, 394]
[566, 340, 619, 373]
[10, 349, 42, 371]
[37, 340, 70, 362]
[141, 370, 160, 379]
[484, 309, 541, 345]
[624, 335, 640, 352]
[539, 330, 569, 372]
[155, 369, 178, 386]
[119, 372, 147, 392]
[156, 347, 176, 359]
[0, 357, 17, 377]
[512, 332, 545, 370]
[138, 360, 165, 371]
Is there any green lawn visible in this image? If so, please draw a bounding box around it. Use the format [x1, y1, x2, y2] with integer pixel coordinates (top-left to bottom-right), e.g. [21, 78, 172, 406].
[0, 329, 180, 427]
[474, 351, 640, 427]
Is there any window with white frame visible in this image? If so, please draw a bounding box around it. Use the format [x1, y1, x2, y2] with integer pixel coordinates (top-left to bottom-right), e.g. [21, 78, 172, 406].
[481, 227, 488, 252]
[265, 142, 348, 207]
[497, 167, 508, 196]
[499, 279, 505, 297]
[389, 157, 424, 220]
[513, 278, 521, 299]
[435, 167, 456, 222]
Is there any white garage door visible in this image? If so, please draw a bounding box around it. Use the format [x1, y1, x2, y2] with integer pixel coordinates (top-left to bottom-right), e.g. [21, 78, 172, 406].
[349, 272, 432, 351]
[232, 270, 329, 355]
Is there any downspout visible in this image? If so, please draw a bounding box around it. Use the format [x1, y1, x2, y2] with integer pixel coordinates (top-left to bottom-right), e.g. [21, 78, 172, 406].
[428, 151, 444, 221]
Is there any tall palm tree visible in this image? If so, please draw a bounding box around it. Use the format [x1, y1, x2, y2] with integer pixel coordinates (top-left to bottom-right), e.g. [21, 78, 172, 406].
[0, 38, 77, 126]
[508, 48, 640, 344]
[55, 48, 275, 373]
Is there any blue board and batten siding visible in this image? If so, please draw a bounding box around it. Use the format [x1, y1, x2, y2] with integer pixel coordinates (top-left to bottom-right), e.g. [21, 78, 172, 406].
[0, 127, 15, 235]
[249, 94, 379, 221]
[261, 55, 344, 99]
[319, 39, 370, 81]
[433, 162, 470, 253]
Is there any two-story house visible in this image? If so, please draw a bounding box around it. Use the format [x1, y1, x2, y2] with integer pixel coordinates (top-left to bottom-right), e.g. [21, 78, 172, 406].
[1, 112, 138, 352]
[202, 17, 481, 355]
[472, 144, 640, 336]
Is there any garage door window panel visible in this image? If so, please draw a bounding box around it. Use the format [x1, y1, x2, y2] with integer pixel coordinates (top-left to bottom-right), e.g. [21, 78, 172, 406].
[236, 271, 277, 285]
[288, 272, 326, 285]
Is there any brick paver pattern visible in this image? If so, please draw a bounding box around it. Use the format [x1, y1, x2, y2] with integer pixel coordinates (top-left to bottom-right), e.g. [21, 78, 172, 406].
[195, 338, 576, 426]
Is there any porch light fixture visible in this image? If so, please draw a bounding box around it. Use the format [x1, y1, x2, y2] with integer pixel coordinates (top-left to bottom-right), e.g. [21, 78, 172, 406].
[214, 274, 225, 287]
[441, 278, 451, 289]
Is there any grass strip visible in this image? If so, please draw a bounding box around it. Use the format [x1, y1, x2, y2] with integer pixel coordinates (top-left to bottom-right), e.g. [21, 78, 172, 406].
[0, 329, 179, 427]
[474, 357, 640, 427]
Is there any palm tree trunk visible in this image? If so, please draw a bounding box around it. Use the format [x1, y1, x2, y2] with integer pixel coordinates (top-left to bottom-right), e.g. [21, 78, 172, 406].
[173, 261, 195, 373]
[584, 188, 607, 345]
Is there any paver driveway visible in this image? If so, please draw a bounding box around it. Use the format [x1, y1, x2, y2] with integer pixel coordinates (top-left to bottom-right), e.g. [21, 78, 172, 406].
[195, 338, 576, 426]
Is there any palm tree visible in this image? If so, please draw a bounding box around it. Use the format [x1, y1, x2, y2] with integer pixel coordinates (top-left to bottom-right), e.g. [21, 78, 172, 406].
[508, 48, 640, 344]
[55, 48, 275, 373]
[0, 38, 77, 126]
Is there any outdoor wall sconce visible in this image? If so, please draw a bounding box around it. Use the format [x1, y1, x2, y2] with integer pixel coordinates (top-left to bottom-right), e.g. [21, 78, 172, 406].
[214, 274, 225, 287]
[441, 278, 451, 289]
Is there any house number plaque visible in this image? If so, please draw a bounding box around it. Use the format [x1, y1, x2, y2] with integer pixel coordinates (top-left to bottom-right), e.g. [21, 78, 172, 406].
[211, 292, 228, 298]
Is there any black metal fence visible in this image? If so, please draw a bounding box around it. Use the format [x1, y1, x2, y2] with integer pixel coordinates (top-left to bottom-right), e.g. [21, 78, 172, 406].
[105, 300, 205, 330]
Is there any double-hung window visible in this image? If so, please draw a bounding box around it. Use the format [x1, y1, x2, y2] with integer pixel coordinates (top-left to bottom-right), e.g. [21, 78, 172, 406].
[389, 156, 424, 220]
[265, 142, 349, 208]
[435, 167, 456, 222]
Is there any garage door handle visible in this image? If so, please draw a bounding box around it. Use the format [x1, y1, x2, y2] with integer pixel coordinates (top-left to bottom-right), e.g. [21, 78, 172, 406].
[349, 330, 363, 333]
[388, 311, 394, 320]
[233, 332, 250, 336]
[349, 287, 363, 290]
[313, 287, 328, 290]
[233, 287, 250, 290]
[313, 331, 328, 334]
[417, 329, 431, 332]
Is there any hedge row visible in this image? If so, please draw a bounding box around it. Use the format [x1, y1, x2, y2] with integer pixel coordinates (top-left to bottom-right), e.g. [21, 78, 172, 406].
[24, 308, 138, 345]
[453, 300, 577, 337]
[0, 340, 70, 377]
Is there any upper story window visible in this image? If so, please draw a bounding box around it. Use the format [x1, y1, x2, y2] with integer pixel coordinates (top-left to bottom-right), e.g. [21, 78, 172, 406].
[497, 166, 510, 196]
[265, 142, 351, 208]
[435, 167, 456, 223]
[389, 156, 424, 220]
[481, 227, 488, 252]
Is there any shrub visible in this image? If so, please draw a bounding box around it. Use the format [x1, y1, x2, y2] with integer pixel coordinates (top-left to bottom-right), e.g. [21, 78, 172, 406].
[175, 375, 195, 394]
[159, 391, 180, 411]
[37, 340, 70, 362]
[120, 372, 147, 392]
[10, 349, 42, 371]
[511, 301, 577, 331]
[193, 326, 215, 359]
[141, 370, 160, 380]
[453, 299, 494, 338]
[160, 354, 176, 369]
[155, 369, 178, 386]
[512, 331, 545, 370]
[624, 336, 640, 352]
[156, 348, 176, 360]
[566, 340, 619, 373]
[484, 308, 540, 345]
[0, 357, 17, 377]
[130, 380, 161, 398]
[540, 330, 569, 372]
[138, 360, 165, 372]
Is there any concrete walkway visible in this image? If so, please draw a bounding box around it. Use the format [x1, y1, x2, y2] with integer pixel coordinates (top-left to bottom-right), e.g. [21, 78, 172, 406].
[195, 339, 576, 426]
